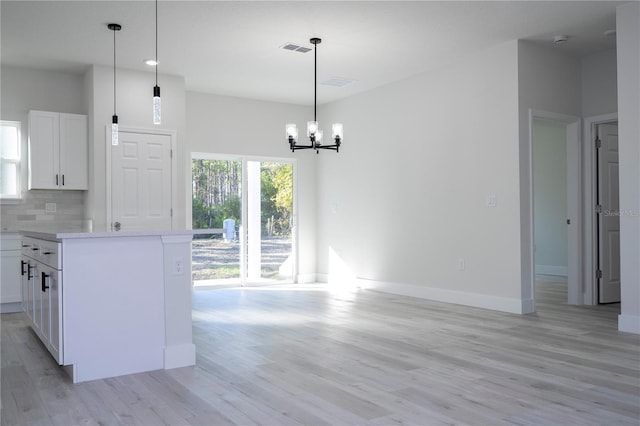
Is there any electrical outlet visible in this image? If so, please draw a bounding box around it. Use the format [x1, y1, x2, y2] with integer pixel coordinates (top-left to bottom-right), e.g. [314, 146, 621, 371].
[457, 258, 465, 271]
[486, 195, 497, 207]
[45, 202, 56, 213]
[173, 257, 184, 275]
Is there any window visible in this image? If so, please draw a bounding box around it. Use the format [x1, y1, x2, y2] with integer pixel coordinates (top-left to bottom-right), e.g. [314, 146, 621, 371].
[1, 121, 22, 199]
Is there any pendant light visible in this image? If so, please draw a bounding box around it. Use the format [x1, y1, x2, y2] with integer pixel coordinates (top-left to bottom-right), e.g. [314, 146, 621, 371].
[108, 23, 121, 146]
[286, 37, 343, 153]
[152, 0, 161, 124]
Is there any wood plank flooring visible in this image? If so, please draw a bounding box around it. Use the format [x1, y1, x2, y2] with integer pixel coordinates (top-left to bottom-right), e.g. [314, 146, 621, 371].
[2, 279, 639, 425]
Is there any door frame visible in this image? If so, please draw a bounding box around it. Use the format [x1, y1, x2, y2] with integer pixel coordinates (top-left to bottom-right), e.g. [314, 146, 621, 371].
[105, 125, 178, 231]
[583, 113, 618, 305]
[190, 152, 299, 285]
[528, 109, 582, 307]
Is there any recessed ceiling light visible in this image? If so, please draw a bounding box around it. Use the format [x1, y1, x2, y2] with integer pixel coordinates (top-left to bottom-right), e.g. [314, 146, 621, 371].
[553, 35, 569, 44]
[144, 59, 158, 66]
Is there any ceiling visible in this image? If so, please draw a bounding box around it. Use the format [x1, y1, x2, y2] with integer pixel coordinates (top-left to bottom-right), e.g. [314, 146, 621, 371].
[1, 1, 624, 106]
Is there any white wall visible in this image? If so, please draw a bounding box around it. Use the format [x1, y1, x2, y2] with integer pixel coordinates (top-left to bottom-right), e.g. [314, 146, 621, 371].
[582, 49, 617, 117]
[533, 119, 568, 276]
[0, 65, 87, 229]
[86, 65, 186, 231]
[517, 41, 582, 309]
[316, 41, 525, 313]
[616, 3, 640, 334]
[185, 92, 317, 281]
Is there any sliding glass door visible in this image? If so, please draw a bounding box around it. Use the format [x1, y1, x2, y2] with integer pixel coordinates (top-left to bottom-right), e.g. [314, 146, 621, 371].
[191, 155, 295, 286]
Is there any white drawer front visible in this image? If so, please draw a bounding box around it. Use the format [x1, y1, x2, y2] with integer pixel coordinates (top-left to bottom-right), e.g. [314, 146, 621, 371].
[39, 240, 61, 269]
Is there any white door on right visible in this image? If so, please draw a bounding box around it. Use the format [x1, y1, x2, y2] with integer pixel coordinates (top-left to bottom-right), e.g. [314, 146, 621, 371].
[111, 131, 173, 232]
[597, 123, 620, 304]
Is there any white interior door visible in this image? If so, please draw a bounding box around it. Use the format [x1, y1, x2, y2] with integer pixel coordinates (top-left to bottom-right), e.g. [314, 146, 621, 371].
[112, 131, 172, 232]
[597, 123, 620, 303]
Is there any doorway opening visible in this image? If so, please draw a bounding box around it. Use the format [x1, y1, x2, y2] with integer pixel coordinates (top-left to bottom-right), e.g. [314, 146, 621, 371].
[532, 118, 569, 303]
[191, 154, 296, 287]
[529, 110, 581, 310]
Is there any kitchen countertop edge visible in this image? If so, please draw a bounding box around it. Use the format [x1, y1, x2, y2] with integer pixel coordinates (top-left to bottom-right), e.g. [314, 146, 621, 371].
[19, 229, 223, 242]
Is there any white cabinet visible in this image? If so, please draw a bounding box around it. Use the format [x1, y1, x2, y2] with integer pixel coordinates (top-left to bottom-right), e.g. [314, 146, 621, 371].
[42, 264, 62, 363]
[21, 237, 63, 364]
[28, 110, 88, 190]
[1, 233, 22, 312]
[21, 255, 34, 320]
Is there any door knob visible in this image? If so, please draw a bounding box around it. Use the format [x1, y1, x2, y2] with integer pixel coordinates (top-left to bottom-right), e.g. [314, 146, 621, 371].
[113, 221, 121, 231]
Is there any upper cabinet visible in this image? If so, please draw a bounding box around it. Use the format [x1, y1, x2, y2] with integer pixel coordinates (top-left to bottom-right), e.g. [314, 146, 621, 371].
[28, 110, 88, 190]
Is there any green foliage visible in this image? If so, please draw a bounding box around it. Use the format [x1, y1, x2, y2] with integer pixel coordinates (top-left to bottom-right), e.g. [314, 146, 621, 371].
[192, 159, 292, 236]
[261, 162, 293, 236]
[192, 159, 241, 229]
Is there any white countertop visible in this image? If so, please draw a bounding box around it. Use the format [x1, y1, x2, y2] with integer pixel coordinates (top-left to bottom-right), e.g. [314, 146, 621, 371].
[19, 228, 223, 242]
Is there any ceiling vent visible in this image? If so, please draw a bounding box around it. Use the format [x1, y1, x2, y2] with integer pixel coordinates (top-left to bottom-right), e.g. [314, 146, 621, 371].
[280, 42, 312, 53]
[320, 77, 356, 88]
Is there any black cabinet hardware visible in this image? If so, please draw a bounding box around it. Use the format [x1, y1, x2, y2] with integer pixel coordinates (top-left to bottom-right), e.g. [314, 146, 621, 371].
[42, 271, 50, 292]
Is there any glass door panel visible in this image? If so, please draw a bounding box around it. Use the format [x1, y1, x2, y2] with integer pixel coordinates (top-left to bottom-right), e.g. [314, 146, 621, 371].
[245, 161, 294, 284]
[192, 156, 295, 286]
[191, 158, 242, 286]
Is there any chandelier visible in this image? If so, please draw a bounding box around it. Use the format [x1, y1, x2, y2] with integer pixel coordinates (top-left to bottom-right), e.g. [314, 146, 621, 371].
[286, 37, 343, 153]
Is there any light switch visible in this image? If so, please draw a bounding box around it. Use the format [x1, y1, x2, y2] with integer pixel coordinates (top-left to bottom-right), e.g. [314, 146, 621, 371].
[486, 195, 497, 207]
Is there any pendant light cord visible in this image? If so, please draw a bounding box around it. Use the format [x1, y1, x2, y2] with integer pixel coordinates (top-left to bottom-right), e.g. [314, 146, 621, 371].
[113, 26, 117, 116]
[314, 41, 317, 122]
[155, 0, 158, 86]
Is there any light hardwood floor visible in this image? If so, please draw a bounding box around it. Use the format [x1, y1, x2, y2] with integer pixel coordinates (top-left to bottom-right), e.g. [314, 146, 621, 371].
[2, 279, 639, 425]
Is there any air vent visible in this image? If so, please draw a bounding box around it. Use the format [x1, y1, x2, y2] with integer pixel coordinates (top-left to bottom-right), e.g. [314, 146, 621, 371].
[320, 77, 356, 88]
[280, 43, 312, 53]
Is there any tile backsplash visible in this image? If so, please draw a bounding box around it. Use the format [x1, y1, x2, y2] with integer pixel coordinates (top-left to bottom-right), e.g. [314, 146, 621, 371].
[1, 190, 85, 231]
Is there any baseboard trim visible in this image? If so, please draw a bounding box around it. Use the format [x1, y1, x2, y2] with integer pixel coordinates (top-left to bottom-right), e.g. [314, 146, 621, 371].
[618, 314, 640, 334]
[0, 302, 22, 314]
[357, 278, 529, 314]
[535, 265, 568, 276]
[297, 273, 318, 284]
[315, 273, 328, 283]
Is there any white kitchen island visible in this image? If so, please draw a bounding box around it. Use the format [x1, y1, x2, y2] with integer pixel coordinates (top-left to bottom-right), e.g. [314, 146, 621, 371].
[20, 229, 198, 383]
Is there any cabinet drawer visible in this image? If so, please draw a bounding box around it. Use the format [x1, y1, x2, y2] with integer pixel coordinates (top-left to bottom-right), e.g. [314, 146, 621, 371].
[22, 237, 40, 257]
[21, 237, 61, 269]
[39, 240, 61, 269]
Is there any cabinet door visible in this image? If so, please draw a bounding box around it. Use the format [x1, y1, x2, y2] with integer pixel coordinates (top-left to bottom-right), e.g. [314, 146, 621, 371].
[46, 268, 62, 364]
[1, 250, 21, 303]
[23, 257, 36, 322]
[31, 261, 42, 336]
[59, 113, 88, 190]
[39, 265, 53, 350]
[20, 256, 33, 320]
[28, 110, 59, 190]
